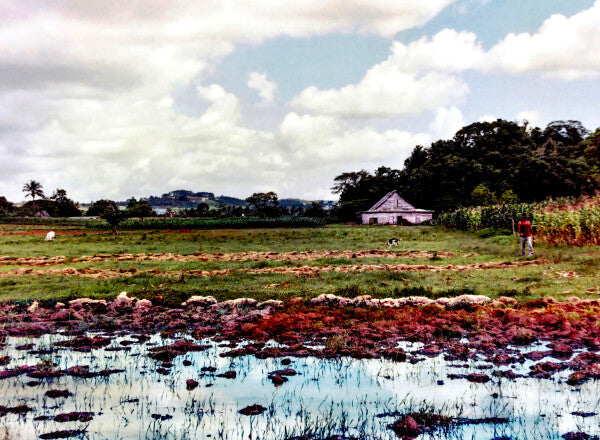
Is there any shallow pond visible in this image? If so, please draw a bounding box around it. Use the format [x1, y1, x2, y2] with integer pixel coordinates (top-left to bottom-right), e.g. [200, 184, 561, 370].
[1, 333, 599, 439]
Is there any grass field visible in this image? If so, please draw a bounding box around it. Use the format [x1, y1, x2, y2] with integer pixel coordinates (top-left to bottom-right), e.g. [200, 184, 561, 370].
[1, 222, 599, 305]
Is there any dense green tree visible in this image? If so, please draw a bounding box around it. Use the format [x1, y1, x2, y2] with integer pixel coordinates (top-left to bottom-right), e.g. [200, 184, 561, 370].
[50, 188, 81, 217]
[471, 184, 497, 206]
[0, 196, 14, 216]
[333, 119, 598, 220]
[126, 197, 154, 219]
[195, 202, 210, 216]
[246, 192, 281, 217]
[331, 170, 376, 220]
[499, 189, 519, 204]
[101, 207, 128, 235]
[86, 199, 119, 217]
[581, 128, 600, 189]
[304, 202, 326, 218]
[543, 120, 590, 147]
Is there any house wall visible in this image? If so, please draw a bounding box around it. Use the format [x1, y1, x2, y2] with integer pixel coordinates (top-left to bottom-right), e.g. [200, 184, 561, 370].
[361, 212, 432, 225]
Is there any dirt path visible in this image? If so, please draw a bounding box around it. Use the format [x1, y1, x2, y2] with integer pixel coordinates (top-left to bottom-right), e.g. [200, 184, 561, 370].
[0, 249, 462, 267]
[0, 259, 548, 279]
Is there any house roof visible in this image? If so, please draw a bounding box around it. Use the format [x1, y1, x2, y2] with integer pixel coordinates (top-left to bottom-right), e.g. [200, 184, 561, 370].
[359, 190, 433, 214]
[360, 209, 434, 214]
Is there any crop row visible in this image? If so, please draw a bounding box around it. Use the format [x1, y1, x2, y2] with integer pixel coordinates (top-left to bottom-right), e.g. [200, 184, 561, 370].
[86, 216, 326, 230]
[438, 195, 600, 246]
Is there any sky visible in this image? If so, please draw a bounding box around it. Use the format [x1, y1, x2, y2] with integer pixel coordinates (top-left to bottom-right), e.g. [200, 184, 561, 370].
[2, 0, 600, 203]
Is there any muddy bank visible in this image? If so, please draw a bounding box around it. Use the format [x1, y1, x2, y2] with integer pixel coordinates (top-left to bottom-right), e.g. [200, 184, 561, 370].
[2, 293, 600, 385]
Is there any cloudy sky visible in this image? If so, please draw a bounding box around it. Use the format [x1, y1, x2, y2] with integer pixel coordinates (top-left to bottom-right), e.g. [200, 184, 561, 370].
[2, 0, 600, 202]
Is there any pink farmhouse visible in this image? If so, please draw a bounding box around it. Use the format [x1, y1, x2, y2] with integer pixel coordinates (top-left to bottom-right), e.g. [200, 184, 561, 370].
[359, 190, 433, 225]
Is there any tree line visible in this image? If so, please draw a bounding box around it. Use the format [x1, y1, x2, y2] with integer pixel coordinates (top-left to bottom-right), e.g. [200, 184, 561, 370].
[332, 119, 600, 221]
[0, 181, 82, 218]
[0, 182, 328, 220]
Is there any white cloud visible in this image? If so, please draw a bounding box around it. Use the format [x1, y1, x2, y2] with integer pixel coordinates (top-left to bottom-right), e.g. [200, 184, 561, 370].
[429, 107, 465, 139]
[388, 29, 485, 73]
[0, 0, 457, 201]
[487, 1, 600, 79]
[290, 72, 468, 118]
[0, 80, 433, 202]
[478, 115, 497, 123]
[279, 112, 431, 166]
[0, 1, 458, 90]
[290, 30, 482, 118]
[247, 72, 277, 106]
[290, 29, 483, 117]
[515, 110, 541, 128]
[277, 112, 431, 198]
[289, 1, 600, 121]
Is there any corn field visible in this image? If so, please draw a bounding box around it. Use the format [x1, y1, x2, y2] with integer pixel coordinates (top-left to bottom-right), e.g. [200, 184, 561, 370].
[438, 195, 600, 246]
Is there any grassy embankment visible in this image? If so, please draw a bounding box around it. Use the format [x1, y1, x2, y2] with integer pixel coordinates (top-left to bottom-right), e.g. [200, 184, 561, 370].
[0, 222, 599, 305]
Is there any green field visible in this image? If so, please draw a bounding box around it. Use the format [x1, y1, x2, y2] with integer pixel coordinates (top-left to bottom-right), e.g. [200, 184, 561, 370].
[1, 223, 599, 305]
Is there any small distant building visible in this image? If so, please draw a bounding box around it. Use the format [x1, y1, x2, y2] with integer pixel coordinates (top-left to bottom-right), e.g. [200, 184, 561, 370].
[34, 210, 51, 218]
[359, 191, 433, 225]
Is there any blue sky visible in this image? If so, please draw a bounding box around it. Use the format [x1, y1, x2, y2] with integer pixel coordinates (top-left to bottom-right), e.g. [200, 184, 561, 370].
[1, 0, 599, 202]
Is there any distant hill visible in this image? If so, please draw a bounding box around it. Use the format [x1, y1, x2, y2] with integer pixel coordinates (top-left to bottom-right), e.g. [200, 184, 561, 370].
[84, 190, 334, 210]
[215, 195, 247, 207]
[280, 199, 335, 209]
[146, 190, 216, 208]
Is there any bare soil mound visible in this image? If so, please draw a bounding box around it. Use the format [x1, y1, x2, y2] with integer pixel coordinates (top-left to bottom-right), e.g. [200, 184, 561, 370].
[0, 249, 460, 267]
[0, 259, 547, 279]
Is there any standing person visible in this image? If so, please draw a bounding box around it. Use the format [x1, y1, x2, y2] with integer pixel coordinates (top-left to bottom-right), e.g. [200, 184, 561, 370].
[518, 214, 534, 256]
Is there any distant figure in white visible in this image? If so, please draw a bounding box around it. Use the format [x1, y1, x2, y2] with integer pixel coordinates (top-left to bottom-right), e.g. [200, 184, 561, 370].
[45, 231, 55, 241]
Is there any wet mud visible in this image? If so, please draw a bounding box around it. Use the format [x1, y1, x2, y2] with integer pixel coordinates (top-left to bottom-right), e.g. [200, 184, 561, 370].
[1, 292, 600, 384]
[2, 293, 600, 439]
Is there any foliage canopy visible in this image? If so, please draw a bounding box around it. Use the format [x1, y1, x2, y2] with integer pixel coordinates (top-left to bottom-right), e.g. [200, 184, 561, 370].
[332, 119, 599, 220]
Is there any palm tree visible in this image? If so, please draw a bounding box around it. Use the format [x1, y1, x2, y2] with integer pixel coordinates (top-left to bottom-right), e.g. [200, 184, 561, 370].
[22, 180, 45, 213]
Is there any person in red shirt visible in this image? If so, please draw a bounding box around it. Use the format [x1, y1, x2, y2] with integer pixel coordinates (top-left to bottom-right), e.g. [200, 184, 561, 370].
[518, 214, 534, 256]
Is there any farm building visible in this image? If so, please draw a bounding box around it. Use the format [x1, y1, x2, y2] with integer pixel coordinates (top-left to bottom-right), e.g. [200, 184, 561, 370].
[359, 191, 433, 225]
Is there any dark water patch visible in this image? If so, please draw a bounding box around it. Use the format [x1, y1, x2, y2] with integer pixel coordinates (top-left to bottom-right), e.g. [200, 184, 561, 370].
[53, 411, 94, 422]
[0, 404, 32, 416]
[39, 430, 86, 439]
[239, 404, 267, 415]
[150, 413, 173, 420]
[45, 389, 72, 398]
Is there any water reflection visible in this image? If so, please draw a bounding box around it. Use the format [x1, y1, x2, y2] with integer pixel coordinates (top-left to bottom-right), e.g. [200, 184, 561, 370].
[0, 333, 598, 439]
